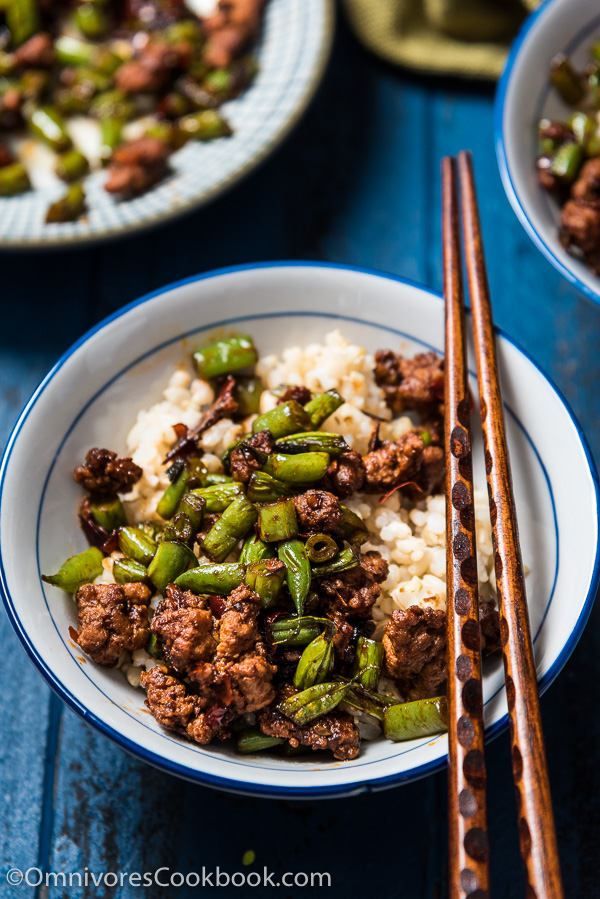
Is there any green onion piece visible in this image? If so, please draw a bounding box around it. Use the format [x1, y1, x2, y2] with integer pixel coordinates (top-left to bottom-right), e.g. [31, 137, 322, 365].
[303, 390, 344, 428]
[264, 452, 330, 484]
[277, 539, 311, 615]
[383, 696, 448, 742]
[252, 401, 312, 439]
[245, 559, 287, 608]
[193, 334, 257, 380]
[113, 558, 149, 586]
[175, 562, 245, 595]
[118, 527, 157, 566]
[237, 727, 284, 754]
[258, 498, 298, 542]
[42, 547, 104, 594]
[305, 533, 338, 564]
[201, 494, 258, 563]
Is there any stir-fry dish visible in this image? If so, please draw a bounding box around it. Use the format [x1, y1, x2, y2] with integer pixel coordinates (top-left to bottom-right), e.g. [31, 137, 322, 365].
[537, 43, 600, 274]
[43, 331, 501, 761]
[0, 0, 267, 222]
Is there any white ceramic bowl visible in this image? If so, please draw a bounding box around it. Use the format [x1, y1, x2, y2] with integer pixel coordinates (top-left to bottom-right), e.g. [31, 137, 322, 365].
[496, 0, 600, 305]
[1, 262, 598, 798]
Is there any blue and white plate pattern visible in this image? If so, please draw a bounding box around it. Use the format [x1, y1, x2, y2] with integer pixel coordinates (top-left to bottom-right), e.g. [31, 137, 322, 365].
[0, 0, 334, 248]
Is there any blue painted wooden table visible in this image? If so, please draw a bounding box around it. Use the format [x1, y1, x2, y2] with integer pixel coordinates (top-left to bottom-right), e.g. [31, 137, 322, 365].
[2, 14, 599, 898]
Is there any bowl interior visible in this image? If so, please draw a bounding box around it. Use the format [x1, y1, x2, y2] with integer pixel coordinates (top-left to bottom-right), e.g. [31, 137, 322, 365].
[497, 0, 600, 303]
[1, 264, 597, 796]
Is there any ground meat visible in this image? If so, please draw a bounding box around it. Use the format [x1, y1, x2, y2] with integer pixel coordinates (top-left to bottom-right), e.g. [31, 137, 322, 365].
[293, 489, 342, 533]
[104, 137, 170, 198]
[327, 611, 356, 669]
[221, 649, 276, 713]
[257, 686, 360, 760]
[150, 590, 216, 675]
[559, 199, 600, 255]
[571, 158, 600, 207]
[14, 32, 54, 67]
[322, 451, 365, 499]
[374, 350, 444, 416]
[230, 429, 274, 484]
[383, 605, 447, 700]
[362, 431, 424, 493]
[403, 445, 445, 499]
[276, 385, 312, 405]
[73, 582, 150, 666]
[217, 583, 261, 659]
[73, 447, 143, 496]
[116, 40, 190, 94]
[317, 551, 389, 618]
[202, 0, 267, 68]
[140, 666, 230, 745]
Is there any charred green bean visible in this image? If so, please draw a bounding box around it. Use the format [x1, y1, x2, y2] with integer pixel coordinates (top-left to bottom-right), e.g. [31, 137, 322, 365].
[201, 494, 257, 562]
[277, 539, 311, 615]
[175, 562, 245, 595]
[258, 498, 298, 542]
[383, 696, 448, 742]
[252, 401, 311, 439]
[42, 546, 104, 594]
[193, 334, 257, 379]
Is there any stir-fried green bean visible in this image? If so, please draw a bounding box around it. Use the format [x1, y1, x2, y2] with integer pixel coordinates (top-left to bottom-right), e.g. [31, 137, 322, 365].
[113, 558, 149, 586]
[89, 496, 126, 532]
[202, 494, 258, 562]
[191, 482, 244, 513]
[175, 562, 245, 595]
[275, 432, 351, 457]
[303, 390, 344, 428]
[270, 615, 329, 646]
[147, 541, 191, 595]
[158, 465, 194, 520]
[258, 498, 298, 542]
[193, 334, 257, 380]
[311, 547, 359, 578]
[177, 492, 205, 534]
[239, 533, 275, 565]
[549, 141, 582, 184]
[339, 681, 399, 720]
[0, 162, 30, 196]
[100, 117, 123, 163]
[383, 696, 448, 742]
[278, 681, 350, 725]
[45, 184, 86, 223]
[204, 473, 232, 486]
[338, 506, 369, 546]
[353, 637, 385, 691]
[42, 546, 104, 594]
[293, 633, 334, 690]
[264, 452, 330, 484]
[233, 376, 263, 417]
[237, 727, 284, 754]
[74, 2, 108, 39]
[55, 149, 89, 183]
[162, 512, 194, 546]
[245, 559, 287, 608]
[29, 107, 72, 152]
[252, 401, 311, 439]
[277, 539, 311, 615]
[7, 0, 40, 46]
[550, 53, 584, 105]
[246, 471, 295, 503]
[118, 527, 157, 566]
[305, 534, 338, 564]
[179, 110, 232, 141]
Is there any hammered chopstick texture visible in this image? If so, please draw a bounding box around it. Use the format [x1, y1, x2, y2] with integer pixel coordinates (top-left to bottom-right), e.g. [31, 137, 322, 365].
[457, 149, 564, 899]
[442, 156, 491, 899]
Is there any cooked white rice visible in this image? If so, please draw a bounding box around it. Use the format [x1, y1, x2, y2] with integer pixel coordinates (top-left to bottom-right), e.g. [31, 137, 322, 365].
[109, 329, 495, 688]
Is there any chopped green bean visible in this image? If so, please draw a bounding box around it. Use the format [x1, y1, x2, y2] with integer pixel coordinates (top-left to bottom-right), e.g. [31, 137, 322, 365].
[89, 496, 126, 532]
[339, 506, 369, 546]
[55, 34, 95, 67]
[148, 541, 191, 595]
[353, 637, 385, 691]
[204, 473, 231, 486]
[201, 494, 258, 563]
[549, 141, 582, 184]
[90, 89, 136, 121]
[100, 117, 123, 163]
[162, 512, 194, 546]
[193, 334, 257, 379]
[113, 558, 149, 585]
[0, 162, 30, 196]
[246, 471, 295, 503]
[305, 534, 338, 564]
[239, 533, 276, 565]
[311, 547, 359, 578]
[233, 376, 263, 417]
[252, 401, 311, 439]
[293, 633, 334, 690]
[237, 727, 284, 754]
[245, 558, 287, 608]
[175, 562, 245, 594]
[550, 53, 584, 105]
[29, 107, 72, 152]
[74, 2, 108, 39]
[45, 183, 86, 224]
[55, 149, 89, 183]
[303, 390, 344, 428]
[7, 0, 40, 46]
[275, 432, 351, 457]
[177, 492, 206, 533]
[118, 527, 157, 566]
[258, 498, 298, 542]
[278, 681, 350, 725]
[179, 109, 233, 141]
[42, 546, 104, 594]
[191, 482, 244, 512]
[340, 681, 399, 720]
[383, 696, 448, 742]
[270, 615, 329, 646]
[135, 521, 164, 542]
[277, 539, 311, 615]
[264, 452, 330, 484]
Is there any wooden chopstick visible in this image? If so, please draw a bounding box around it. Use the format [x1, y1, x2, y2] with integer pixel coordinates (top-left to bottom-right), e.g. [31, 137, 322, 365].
[442, 156, 491, 899]
[456, 149, 564, 899]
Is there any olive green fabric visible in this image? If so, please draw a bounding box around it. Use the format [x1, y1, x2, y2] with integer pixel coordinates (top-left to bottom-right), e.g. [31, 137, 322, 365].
[343, 0, 541, 80]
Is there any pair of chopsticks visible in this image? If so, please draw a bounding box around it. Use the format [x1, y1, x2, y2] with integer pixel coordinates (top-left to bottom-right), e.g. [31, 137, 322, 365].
[442, 152, 564, 899]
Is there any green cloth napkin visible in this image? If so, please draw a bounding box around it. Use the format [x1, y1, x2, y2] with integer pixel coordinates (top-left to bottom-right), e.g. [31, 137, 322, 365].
[343, 0, 541, 80]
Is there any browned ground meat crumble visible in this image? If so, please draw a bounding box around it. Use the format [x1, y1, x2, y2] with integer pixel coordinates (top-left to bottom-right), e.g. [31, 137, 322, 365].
[293, 489, 342, 533]
[104, 137, 171, 198]
[276, 385, 312, 405]
[374, 349, 444, 416]
[73, 447, 143, 495]
[74, 582, 151, 666]
[230, 430, 274, 483]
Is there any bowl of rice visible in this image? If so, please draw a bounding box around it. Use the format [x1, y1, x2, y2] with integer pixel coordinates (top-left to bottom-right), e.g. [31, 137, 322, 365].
[1, 261, 598, 797]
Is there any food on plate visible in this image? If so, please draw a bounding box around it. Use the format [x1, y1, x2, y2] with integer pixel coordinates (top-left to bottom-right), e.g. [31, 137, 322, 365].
[43, 330, 500, 761]
[0, 0, 267, 222]
[537, 43, 600, 273]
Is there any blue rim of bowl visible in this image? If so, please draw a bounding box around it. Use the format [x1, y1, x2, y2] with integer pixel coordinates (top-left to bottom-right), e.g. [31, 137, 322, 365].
[1, 260, 598, 798]
[494, 0, 600, 307]
[0, 1, 335, 252]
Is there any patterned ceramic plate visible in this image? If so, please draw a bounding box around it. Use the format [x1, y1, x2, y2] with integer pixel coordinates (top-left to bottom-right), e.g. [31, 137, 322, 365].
[0, 0, 334, 249]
